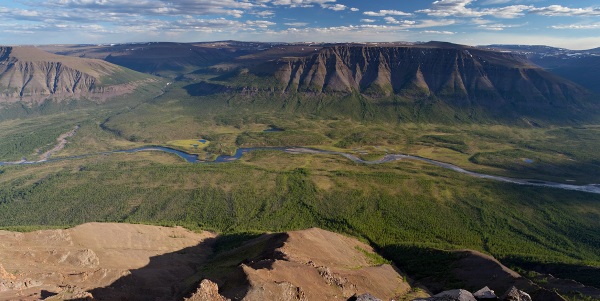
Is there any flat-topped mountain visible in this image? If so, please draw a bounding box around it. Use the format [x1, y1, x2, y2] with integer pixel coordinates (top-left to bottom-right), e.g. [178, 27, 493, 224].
[0, 46, 154, 104]
[262, 45, 593, 111]
[38, 41, 600, 123]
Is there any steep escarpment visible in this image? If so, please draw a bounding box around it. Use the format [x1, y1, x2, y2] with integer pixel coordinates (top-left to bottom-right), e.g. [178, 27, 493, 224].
[257, 45, 596, 120]
[0, 46, 152, 104]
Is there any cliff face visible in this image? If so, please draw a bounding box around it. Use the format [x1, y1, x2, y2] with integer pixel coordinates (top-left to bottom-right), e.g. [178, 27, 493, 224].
[266, 45, 593, 110]
[0, 46, 149, 104]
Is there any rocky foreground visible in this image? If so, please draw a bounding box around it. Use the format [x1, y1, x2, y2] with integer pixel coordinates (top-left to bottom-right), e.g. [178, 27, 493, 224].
[0, 223, 594, 300]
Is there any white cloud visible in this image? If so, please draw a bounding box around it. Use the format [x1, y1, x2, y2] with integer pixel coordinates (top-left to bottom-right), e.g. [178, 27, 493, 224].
[421, 30, 455, 35]
[245, 20, 276, 28]
[482, 0, 512, 4]
[417, 0, 532, 19]
[529, 5, 600, 17]
[360, 19, 376, 23]
[227, 10, 244, 18]
[478, 23, 515, 31]
[253, 10, 275, 17]
[326, 4, 347, 11]
[384, 17, 415, 25]
[46, 0, 256, 16]
[551, 23, 600, 30]
[284, 22, 308, 26]
[363, 10, 412, 17]
[350, 8, 359, 12]
[271, 0, 335, 6]
[481, 0, 540, 4]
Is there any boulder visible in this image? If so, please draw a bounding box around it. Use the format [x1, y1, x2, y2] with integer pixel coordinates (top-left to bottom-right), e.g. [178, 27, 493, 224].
[473, 286, 498, 300]
[349, 293, 383, 301]
[185, 279, 230, 301]
[501, 286, 531, 301]
[413, 289, 477, 301]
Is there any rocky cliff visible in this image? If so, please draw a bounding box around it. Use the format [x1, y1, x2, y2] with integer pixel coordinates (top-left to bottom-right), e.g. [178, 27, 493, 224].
[0, 46, 152, 104]
[256, 44, 596, 119]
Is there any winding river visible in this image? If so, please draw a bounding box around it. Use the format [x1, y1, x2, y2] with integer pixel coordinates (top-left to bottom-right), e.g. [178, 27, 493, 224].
[1, 129, 600, 195]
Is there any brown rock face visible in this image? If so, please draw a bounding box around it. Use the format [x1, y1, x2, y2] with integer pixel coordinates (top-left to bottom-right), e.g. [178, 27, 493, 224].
[0, 46, 151, 104]
[207, 228, 414, 301]
[265, 45, 594, 113]
[0, 223, 216, 301]
[185, 279, 230, 301]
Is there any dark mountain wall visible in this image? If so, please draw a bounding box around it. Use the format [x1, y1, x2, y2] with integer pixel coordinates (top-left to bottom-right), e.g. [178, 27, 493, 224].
[267, 46, 591, 107]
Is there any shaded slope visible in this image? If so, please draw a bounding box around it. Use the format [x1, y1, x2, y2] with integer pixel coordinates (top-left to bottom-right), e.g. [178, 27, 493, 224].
[0, 224, 421, 301]
[40, 42, 269, 77]
[482, 44, 600, 94]
[0, 223, 216, 301]
[188, 227, 418, 301]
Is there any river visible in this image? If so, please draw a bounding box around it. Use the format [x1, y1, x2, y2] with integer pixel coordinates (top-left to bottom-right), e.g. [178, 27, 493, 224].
[1, 132, 599, 195]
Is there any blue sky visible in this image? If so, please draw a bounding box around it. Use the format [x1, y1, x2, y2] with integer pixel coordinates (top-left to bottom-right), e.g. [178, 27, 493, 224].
[1, 0, 600, 49]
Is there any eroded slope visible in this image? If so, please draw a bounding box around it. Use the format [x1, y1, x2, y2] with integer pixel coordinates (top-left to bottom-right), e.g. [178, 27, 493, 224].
[0, 46, 154, 104]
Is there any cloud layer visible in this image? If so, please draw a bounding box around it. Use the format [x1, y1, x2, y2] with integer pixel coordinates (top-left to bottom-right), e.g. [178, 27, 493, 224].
[1, 0, 599, 49]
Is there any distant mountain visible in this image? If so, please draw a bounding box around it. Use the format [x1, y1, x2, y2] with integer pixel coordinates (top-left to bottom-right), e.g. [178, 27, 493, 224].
[482, 44, 600, 94]
[40, 41, 600, 123]
[39, 42, 273, 77]
[229, 43, 597, 122]
[0, 46, 154, 104]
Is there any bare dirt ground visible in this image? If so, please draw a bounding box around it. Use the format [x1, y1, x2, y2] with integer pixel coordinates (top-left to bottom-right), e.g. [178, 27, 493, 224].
[9, 224, 588, 301]
[197, 228, 429, 301]
[0, 224, 426, 301]
[0, 223, 215, 300]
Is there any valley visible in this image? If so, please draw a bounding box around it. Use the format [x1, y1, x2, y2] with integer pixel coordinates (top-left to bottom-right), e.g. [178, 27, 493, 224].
[0, 41, 600, 301]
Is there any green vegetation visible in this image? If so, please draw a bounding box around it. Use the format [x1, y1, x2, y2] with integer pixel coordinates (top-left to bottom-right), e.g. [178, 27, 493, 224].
[1, 81, 600, 297]
[355, 246, 392, 266]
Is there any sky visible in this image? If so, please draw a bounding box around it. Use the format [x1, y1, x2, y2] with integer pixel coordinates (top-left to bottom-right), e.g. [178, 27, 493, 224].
[1, 0, 600, 49]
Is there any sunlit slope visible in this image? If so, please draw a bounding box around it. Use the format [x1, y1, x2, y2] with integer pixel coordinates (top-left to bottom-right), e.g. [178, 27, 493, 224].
[0, 46, 154, 104]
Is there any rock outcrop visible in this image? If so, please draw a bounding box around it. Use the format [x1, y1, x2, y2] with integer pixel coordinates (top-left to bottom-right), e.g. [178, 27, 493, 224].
[268, 44, 591, 104]
[0, 46, 152, 104]
[185, 279, 230, 301]
[473, 286, 498, 300]
[201, 227, 414, 301]
[501, 286, 532, 301]
[415, 289, 477, 301]
[0, 224, 583, 301]
[247, 43, 598, 121]
[0, 223, 215, 301]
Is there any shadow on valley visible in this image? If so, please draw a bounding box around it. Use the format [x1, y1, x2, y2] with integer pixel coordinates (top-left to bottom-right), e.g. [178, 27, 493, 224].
[183, 81, 232, 96]
[503, 257, 600, 289]
[73, 232, 287, 301]
[380, 245, 587, 301]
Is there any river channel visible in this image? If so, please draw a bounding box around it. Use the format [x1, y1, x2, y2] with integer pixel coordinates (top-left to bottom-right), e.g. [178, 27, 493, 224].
[2, 144, 600, 195]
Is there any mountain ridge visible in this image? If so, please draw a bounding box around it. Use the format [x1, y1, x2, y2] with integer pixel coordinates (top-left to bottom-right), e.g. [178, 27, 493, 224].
[264, 46, 588, 102]
[27, 41, 600, 122]
[0, 46, 155, 104]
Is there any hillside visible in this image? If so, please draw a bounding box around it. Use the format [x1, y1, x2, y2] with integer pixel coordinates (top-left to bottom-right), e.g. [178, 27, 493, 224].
[39, 42, 272, 77]
[39, 41, 600, 123]
[0, 223, 419, 301]
[483, 44, 600, 94]
[1, 223, 585, 301]
[245, 44, 596, 121]
[0, 46, 154, 104]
